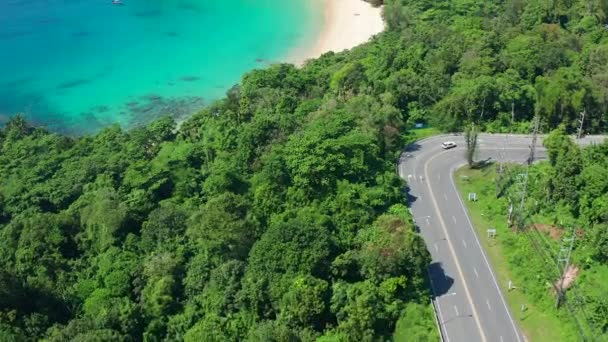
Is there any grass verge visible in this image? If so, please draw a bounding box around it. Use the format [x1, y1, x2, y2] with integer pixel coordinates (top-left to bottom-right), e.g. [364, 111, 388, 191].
[405, 127, 441, 143]
[454, 165, 578, 342]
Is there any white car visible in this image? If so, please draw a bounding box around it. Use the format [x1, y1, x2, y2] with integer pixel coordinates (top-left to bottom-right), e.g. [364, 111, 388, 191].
[442, 141, 457, 149]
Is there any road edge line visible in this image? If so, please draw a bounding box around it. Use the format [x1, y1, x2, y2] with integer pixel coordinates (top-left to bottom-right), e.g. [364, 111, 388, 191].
[424, 152, 488, 342]
[449, 162, 523, 342]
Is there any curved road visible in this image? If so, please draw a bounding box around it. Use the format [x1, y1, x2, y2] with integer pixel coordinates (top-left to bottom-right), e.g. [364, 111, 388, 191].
[398, 134, 605, 342]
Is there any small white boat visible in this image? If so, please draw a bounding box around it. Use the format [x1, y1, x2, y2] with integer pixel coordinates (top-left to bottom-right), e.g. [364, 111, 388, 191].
[112, 0, 123, 5]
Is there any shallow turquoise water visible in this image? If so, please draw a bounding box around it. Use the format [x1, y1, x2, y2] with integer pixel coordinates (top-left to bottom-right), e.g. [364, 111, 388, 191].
[0, 0, 320, 134]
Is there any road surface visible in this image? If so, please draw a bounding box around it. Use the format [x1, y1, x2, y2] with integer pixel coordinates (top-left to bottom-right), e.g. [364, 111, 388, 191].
[398, 134, 605, 342]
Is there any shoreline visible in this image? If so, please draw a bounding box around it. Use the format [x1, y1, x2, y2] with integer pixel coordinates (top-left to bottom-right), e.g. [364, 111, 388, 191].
[176, 0, 384, 130]
[289, 0, 385, 66]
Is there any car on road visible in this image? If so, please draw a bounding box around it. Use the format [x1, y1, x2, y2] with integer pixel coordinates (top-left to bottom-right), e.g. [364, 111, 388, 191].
[442, 141, 457, 149]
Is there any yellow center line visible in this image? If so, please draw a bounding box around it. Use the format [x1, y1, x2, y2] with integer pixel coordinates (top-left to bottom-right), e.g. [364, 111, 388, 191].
[423, 150, 488, 342]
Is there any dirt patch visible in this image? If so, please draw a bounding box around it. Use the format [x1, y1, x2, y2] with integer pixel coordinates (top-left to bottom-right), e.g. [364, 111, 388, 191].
[554, 265, 580, 292]
[531, 223, 564, 240]
[530, 224, 585, 241]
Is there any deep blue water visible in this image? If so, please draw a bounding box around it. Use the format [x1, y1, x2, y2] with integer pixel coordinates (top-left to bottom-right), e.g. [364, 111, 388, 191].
[0, 0, 320, 134]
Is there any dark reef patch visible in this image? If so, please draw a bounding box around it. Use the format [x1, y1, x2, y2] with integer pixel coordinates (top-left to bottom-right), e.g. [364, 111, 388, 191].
[8, 0, 39, 7]
[178, 2, 202, 12]
[143, 94, 163, 102]
[180, 76, 201, 82]
[132, 9, 163, 18]
[35, 17, 61, 25]
[125, 95, 205, 128]
[72, 31, 91, 38]
[4, 78, 31, 88]
[75, 111, 119, 135]
[0, 31, 34, 40]
[94, 66, 114, 79]
[93, 105, 110, 113]
[57, 78, 90, 90]
[0, 88, 85, 135]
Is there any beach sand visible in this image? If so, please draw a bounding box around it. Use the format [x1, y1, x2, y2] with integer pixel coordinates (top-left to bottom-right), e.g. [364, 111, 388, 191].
[291, 0, 385, 66]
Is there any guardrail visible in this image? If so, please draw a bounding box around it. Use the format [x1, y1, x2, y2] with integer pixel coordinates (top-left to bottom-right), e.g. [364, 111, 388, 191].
[430, 297, 445, 342]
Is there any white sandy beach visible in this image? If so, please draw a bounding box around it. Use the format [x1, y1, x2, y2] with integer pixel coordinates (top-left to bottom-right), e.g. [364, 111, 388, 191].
[293, 0, 385, 65]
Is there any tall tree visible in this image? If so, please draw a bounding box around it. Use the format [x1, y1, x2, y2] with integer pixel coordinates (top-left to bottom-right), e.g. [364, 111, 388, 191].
[465, 123, 479, 168]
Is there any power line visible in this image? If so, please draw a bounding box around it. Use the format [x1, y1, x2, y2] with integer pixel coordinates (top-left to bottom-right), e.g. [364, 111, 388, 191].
[504, 115, 595, 340]
[513, 115, 539, 231]
[556, 227, 576, 309]
[578, 109, 586, 140]
[527, 114, 540, 166]
[492, 113, 601, 339]
[522, 226, 590, 341]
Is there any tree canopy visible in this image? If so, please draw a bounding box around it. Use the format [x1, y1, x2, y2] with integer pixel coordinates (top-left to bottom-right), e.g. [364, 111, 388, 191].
[2, 0, 608, 339]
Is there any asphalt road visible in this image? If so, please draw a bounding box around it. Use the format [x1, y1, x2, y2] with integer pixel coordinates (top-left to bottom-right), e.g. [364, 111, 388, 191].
[398, 134, 606, 342]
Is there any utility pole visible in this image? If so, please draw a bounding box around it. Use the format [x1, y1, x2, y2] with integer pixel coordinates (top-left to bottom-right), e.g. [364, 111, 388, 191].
[514, 115, 540, 229]
[507, 199, 513, 226]
[527, 115, 540, 165]
[497, 104, 515, 198]
[465, 123, 478, 168]
[496, 132, 507, 197]
[577, 109, 586, 140]
[511, 101, 515, 127]
[498, 136, 506, 174]
[556, 226, 576, 308]
[479, 96, 486, 122]
[513, 172, 528, 230]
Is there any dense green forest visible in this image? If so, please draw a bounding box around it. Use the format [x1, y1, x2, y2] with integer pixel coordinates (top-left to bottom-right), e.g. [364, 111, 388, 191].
[1, 0, 608, 340]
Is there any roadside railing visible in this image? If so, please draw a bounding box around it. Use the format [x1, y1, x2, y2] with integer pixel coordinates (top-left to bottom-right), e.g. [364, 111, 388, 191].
[430, 297, 445, 342]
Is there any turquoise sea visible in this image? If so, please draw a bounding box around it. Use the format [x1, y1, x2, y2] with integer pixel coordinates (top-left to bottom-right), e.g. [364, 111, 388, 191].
[0, 0, 321, 134]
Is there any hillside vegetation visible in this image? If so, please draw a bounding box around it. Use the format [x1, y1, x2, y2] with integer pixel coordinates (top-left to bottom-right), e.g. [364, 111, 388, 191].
[456, 128, 608, 340]
[1, 0, 607, 340]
